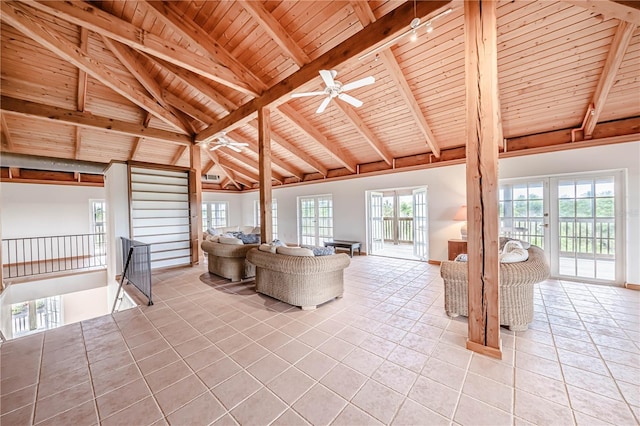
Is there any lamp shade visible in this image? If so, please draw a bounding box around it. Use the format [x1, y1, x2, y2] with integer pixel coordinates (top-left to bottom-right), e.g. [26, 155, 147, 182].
[453, 205, 467, 221]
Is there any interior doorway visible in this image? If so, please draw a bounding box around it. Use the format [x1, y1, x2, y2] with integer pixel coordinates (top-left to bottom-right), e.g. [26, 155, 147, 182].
[366, 187, 429, 261]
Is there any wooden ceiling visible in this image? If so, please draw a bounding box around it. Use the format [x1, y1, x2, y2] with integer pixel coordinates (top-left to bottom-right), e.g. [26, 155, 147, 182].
[1, 1, 639, 190]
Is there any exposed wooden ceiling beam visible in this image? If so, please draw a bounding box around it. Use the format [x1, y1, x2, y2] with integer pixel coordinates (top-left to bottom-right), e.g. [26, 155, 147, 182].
[0, 2, 190, 135]
[248, 120, 328, 177]
[583, 20, 636, 138]
[1, 113, 14, 151]
[77, 27, 89, 112]
[278, 104, 357, 173]
[148, 57, 239, 114]
[144, 0, 267, 94]
[203, 149, 241, 190]
[196, 0, 451, 142]
[563, 1, 640, 24]
[203, 160, 215, 175]
[219, 147, 285, 184]
[334, 101, 393, 166]
[74, 127, 82, 160]
[170, 145, 188, 166]
[240, 0, 310, 67]
[23, 0, 258, 97]
[129, 137, 142, 161]
[163, 90, 215, 126]
[1, 96, 191, 145]
[233, 130, 305, 181]
[351, 1, 442, 157]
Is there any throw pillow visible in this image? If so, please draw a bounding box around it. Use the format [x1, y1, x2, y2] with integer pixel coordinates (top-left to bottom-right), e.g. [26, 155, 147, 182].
[206, 234, 220, 242]
[251, 226, 261, 235]
[302, 245, 335, 256]
[271, 239, 287, 247]
[258, 243, 276, 253]
[276, 246, 314, 257]
[500, 240, 529, 263]
[208, 227, 222, 236]
[238, 233, 260, 244]
[219, 236, 244, 245]
[454, 253, 468, 262]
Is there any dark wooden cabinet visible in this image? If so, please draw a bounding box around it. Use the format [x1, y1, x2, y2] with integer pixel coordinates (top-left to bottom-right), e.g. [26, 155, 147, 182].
[448, 239, 468, 261]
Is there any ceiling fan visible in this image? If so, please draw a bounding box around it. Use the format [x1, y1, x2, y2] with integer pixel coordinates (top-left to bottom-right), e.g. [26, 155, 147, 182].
[291, 70, 375, 114]
[204, 132, 249, 153]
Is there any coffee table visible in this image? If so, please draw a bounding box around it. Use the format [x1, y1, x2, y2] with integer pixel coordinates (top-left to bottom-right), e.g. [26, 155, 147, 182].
[324, 240, 361, 257]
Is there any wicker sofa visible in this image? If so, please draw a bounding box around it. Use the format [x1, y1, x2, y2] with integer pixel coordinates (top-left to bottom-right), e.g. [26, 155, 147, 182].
[246, 248, 351, 310]
[440, 242, 549, 331]
[201, 240, 259, 281]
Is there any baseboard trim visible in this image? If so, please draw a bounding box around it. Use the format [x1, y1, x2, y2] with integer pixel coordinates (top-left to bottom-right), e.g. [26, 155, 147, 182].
[428, 260, 442, 265]
[624, 282, 640, 291]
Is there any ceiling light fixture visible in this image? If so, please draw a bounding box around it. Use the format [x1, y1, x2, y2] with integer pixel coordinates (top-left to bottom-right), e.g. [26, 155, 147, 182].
[358, 7, 453, 60]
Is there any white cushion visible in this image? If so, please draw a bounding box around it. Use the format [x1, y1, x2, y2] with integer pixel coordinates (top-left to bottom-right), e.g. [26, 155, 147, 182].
[276, 246, 314, 257]
[258, 243, 276, 253]
[206, 234, 220, 242]
[500, 240, 529, 263]
[219, 236, 244, 245]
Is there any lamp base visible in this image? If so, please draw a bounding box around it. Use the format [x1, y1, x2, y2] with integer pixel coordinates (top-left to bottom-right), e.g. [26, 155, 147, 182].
[460, 222, 467, 240]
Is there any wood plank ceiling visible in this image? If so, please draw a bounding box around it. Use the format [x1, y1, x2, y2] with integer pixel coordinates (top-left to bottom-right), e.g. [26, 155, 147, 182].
[1, 1, 639, 190]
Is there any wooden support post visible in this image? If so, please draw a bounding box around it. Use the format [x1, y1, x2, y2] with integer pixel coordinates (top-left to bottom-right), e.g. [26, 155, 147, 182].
[190, 143, 203, 264]
[258, 107, 273, 244]
[464, 0, 502, 359]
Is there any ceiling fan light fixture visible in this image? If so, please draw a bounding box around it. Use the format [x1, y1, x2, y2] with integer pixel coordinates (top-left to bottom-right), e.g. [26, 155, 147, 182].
[425, 22, 434, 34]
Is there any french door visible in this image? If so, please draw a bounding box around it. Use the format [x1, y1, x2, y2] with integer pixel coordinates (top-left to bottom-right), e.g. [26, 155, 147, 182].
[500, 171, 624, 284]
[412, 187, 429, 261]
[368, 191, 384, 254]
[298, 195, 333, 246]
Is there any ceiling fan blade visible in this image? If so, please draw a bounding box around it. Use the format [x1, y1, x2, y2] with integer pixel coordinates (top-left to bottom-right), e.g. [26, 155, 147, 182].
[235, 143, 250, 147]
[342, 76, 375, 92]
[316, 96, 332, 114]
[338, 93, 363, 108]
[319, 70, 336, 88]
[209, 145, 222, 151]
[228, 145, 242, 153]
[291, 91, 327, 98]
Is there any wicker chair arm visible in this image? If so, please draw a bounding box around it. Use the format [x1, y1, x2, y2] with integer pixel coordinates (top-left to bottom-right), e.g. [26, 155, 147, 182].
[246, 248, 350, 275]
[201, 241, 258, 258]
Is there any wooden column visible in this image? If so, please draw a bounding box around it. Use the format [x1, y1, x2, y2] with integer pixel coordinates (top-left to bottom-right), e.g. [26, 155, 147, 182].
[464, 0, 502, 359]
[258, 107, 273, 244]
[189, 142, 203, 264]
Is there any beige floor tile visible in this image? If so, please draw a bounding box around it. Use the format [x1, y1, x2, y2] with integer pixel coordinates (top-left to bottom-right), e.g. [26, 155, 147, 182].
[89, 349, 134, 378]
[274, 340, 313, 364]
[562, 364, 622, 401]
[34, 381, 93, 423]
[515, 351, 563, 381]
[101, 396, 163, 426]
[372, 361, 417, 395]
[352, 379, 404, 424]
[317, 336, 355, 361]
[515, 389, 575, 425]
[123, 329, 162, 349]
[1, 385, 36, 416]
[392, 399, 449, 426]
[359, 334, 398, 358]
[256, 330, 292, 351]
[173, 335, 213, 358]
[268, 367, 315, 405]
[272, 409, 310, 426]
[228, 342, 269, 368]
[567, 384, 637, 425]
[196, 356, 242, 389]
[408, 376, 459, 419]
[130, 338, 172, 361]
[557, 348, 609, 376]
[91, 363, 142, 397]
[387, 345, 428, 373]
[421, 357, 466, 391]
[335, 325, 369, 345]
[144, 359, 192, 393]
[246, 353, 290, 384]
[136, 348, 180, 376]
[454, 394, 512, 426]
[154, 374, 207, 415]
[230, 388, 287, 425]
[96, 378, 151, 420]
[0, 404, 32, 425]
[212, 370, 262, 410]
[36, 400, 98, 426]
[184, 345, 225, 371]
[296, 350, 338, 380]
[215, 333, 253, 354]
[342, 348, 384, 376]
[293, 384, 347, 425]
[332, 404, 383, 425]
[514, 368, 569, 406]
[431, 341, 472, 369]
[320, 364, 367, 400]
[462, 372, 513, 412]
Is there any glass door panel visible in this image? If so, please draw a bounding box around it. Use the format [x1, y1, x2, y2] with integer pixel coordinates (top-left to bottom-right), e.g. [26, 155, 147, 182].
[298, 195, 333, 246]
[499, 180, 547, 248]
[412, 187, 429, 261]
[368, 192, 384, 254]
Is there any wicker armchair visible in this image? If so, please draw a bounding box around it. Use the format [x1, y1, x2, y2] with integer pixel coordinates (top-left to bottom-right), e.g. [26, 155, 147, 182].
[246, 248, 351, 310]
[201, 240, 259, 281]
[440, 244, 549, 331]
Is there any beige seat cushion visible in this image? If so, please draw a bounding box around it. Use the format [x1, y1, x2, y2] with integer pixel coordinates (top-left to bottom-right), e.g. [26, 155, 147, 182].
[276, 246, 314, 257]
[219, 236, 244, 245]
[259, 243, 276, 253]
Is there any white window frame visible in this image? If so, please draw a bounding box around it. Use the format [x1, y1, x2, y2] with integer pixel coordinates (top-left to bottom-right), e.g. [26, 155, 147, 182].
[202, 201, 229, 231]
[254, 199, 278, 239]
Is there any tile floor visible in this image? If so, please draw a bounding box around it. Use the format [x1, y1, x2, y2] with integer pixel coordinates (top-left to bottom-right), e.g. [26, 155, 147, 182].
[1, 256, 639, 425]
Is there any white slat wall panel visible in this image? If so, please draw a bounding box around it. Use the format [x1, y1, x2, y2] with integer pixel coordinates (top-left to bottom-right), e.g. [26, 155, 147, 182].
[129, 166, 191, 269]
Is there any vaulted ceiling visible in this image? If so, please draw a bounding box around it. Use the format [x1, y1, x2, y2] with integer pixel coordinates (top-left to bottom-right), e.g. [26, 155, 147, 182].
[1, 1, 639, 190]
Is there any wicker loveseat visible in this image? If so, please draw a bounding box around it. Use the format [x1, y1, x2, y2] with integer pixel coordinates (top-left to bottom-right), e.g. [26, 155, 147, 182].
[246, 248, 351, 310]
[201, 240, 259, 281]
[440, 241, 549, 331]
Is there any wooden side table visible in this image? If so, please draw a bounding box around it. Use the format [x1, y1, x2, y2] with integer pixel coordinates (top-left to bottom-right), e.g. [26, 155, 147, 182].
[448, 239, 468, 261]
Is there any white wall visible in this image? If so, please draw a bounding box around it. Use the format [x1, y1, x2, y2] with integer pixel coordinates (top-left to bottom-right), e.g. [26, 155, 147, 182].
[0, 183, 105, 238]
[235, 141, 640, 284]
[202, 191, 245, 226]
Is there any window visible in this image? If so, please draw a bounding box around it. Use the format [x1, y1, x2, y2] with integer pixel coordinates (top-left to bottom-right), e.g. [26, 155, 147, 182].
[90, 200, 106, 255]
[298, 195, 333, 246]
[202, 201, 229, 231]
[254, 199, 278, 239]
